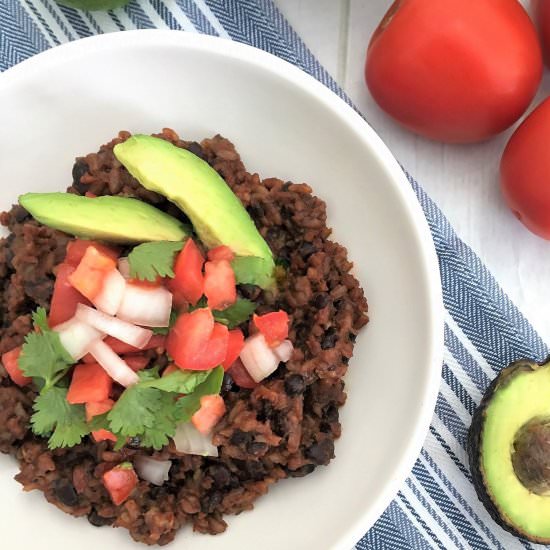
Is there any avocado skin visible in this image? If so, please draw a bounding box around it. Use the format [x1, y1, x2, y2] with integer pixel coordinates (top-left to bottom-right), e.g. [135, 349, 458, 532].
[19, 193, 188, 244]
[468, 358, 550, 544]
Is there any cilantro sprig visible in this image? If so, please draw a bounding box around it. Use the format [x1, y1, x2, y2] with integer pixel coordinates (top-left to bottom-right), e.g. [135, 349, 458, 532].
[93, 366, 224, 451]
[128, 241, 184, 281]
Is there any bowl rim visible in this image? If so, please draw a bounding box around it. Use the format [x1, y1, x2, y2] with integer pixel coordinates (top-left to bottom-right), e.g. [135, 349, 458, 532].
[0, 30, 444, 549]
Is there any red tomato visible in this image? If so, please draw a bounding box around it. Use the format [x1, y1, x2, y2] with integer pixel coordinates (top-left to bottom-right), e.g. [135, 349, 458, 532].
[92, 430, 117, 443]
[123, 355, 150, 372]
[207, 246, 234, 262]
[228, 359, 258, 390]
[67, 363, 113, 404]
[365, 0, 542, 143]
[168, 239, 204, 306]
[49, 263, 91, 328]
[104, 335, 166, 355]
[501, 97, 550, 239]
[68, 246, 117, 301]
[203, 323, 229, 368]
[192, 394, 226, 434]
[167, 308, 214, 370]
[103, 463, 138, 506]
[222, 329, 244, 370]
[534, 0, 550, 67]
[85, 399, 115, 422]
[1, 346, 31, 387]
[65, 239, 119, 267]
[253, 311, 289, 347]
[203, 260, 237, 310]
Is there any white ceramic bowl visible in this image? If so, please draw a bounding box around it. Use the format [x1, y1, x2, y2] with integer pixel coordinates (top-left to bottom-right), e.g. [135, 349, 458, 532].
[0, 31, 442, 550]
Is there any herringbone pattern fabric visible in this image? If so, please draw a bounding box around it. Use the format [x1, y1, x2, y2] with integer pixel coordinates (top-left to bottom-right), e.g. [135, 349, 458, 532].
[0, 2, 545, 548]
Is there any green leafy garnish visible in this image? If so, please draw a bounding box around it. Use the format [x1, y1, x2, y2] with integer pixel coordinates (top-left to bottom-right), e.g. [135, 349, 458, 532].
[213, 299, 256, 329]
[31, 387, 90, 449]
[128, 241, 184, 281]
[19, 328, 73, 391]
[32, 307, 49, 332]
[97, 366, 224, 451]
[175, 366, 224, 423]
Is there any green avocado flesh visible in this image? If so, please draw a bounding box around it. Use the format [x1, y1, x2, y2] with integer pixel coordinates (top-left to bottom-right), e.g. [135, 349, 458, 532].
[19, 193, 188, 244]
[114, 136, 275, 288]
[470, 359, 550, 543]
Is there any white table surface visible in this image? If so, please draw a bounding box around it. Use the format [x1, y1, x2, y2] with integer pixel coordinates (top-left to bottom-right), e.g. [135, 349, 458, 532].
[275, 0, 550, 347]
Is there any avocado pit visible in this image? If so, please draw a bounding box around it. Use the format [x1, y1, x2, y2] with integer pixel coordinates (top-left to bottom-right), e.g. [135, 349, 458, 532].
[512, 417, 550, 496]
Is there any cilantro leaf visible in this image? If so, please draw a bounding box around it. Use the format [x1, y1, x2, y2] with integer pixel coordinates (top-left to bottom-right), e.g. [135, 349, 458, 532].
[128, 241, 184, 282]
[19, 330, 73, 390]
[142, 369, 210, 393]
[138, 392, 178, 450]
[213, 299, 256, 329]
[31, 387, 90, 449]
[175, 366, 224, 423]
[32, 307, 49, 332]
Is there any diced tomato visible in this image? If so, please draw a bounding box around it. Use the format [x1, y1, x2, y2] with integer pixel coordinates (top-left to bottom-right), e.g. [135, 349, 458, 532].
[103, 463, 138, 506]
[81, 353, 95, 364]
[203, 260, 237, 310]
[92, 429, 118, 443]
[222, 329, 244, 370]
[192, 394, 226, 435]
[65, 239, 119, 267]
[68, 246, 117, 301]
[207, 245, 234, 262]
[1, 346, 31, 387]
[85, 192, 98, 199]
[123, 355, 149, 372]
[49, 263, 92, 328]
[168, 310, 229, 371]
[85, 399, 115, 422]
[228, 359, 258, 389]
[67, 363, 113, 404]
[168, 239, 204, 306]
[103, 334, 166, 355]
[253, 310, 290, 347]
[86, 399, 117, 443]
[162, 364, 179, 377]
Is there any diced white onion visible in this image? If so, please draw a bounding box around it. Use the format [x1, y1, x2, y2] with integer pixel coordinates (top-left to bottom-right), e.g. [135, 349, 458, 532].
[88, 339, 139, 387]
[118, 257, 131, 280]
[54, 318, 104, 361]
[75, 304, 152, 349]
[93, 269, 127, 316]
[134, 456, 172, 486]
[172, 422, 219, 457]
[117, 283, 173, 327]
[273, 339, 294, 362]
[240, 333, 280, 383]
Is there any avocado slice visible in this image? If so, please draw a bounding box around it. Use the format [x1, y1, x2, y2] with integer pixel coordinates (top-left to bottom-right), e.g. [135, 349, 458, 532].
[19, 193, 188, 244]
[468, 358, 550, 543]
[113, 136, 275, 288]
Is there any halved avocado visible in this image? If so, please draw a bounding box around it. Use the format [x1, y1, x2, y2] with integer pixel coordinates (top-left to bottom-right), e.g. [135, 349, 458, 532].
[468, 357, 550, 543]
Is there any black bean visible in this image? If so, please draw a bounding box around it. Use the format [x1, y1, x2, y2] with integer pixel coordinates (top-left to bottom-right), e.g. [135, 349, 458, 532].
[298, 241, 316, 259]
[71, 161, 89, 194]
[282, 181, 292, 191]
[284, 374, 306, 396]
[349, 332, 357, 342]
[12, 206, 30, 224]
[321, 327, 338, 350]
[342, 356, 350, 365]
[312, 293, 330, 309]
[221, 373, 235, 394]
[88, 510, 115, 527]
[306, 439, 335, 466]
[324, 404, 339, 423]
[230, 430, 252, 446]
[281, 206, 293, 220]
[201, 491, 222, 513]
[244, 460, 266, 480]
[247, 203, 265, 220]
[287, 464, 316, 478]
[187, 141, 205, 160]
[238, 284, 261, 300]
[128, 436, 141, 448]
[320, 422, 331, 433]
[149, 486, 165, 499]
[54, 479, 79, 507]
[246, 441, 267, 456]
[208, 464, 231, 488]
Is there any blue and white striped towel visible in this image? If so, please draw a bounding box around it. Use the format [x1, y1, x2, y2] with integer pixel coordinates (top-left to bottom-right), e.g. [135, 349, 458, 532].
[1, 1, 547, 548]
